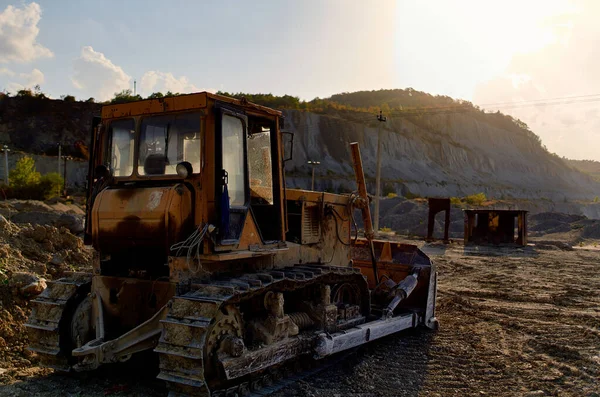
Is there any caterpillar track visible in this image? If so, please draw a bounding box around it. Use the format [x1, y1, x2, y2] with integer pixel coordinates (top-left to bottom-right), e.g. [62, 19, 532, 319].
[25, 272, 93, 371]
[156, 265, 370, 397]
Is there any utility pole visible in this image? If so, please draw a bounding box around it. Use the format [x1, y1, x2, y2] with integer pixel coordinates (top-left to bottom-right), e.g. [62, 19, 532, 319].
[374, 110, 387, 233]
[62, 155, 69, 197]
[1, 145, 9, 185]
[57, 143, 61, 176]
[307, 160, 320, 191]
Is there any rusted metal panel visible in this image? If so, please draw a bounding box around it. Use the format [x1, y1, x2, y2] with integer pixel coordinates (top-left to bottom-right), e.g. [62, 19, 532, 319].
[91, 184, 192, 253]
[101, 92, 283, 120]
[286, 189, 351, 206]
[101, 93, 209, 119]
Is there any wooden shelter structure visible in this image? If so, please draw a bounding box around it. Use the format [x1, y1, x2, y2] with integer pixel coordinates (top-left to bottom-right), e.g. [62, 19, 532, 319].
[464, 209, 527, 246]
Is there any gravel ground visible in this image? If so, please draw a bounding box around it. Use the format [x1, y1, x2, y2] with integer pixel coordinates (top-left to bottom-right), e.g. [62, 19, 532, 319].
[2, 242, 599, 397]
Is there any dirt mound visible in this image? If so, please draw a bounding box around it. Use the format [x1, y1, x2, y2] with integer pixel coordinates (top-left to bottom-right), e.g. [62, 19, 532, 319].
[529, 212, 586, 224]
[0, 199, 85, 235]
[529, 212, 600, 243]
[0, 215, 92, 382]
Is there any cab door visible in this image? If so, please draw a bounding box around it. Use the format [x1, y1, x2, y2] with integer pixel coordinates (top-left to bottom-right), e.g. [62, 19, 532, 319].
[215, 106, 249, 245]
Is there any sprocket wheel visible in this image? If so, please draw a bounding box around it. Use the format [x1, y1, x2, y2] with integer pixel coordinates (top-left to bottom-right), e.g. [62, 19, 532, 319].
[204, 304, 244, 389]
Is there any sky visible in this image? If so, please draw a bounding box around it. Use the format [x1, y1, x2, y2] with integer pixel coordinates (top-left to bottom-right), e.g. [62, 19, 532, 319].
[0, 0, 599, 160]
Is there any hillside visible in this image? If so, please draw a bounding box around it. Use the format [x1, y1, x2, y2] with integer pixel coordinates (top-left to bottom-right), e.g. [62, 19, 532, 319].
[1, 90, 599, 202]
[566, 159, 600, 182]
[280, 90, 600, 201]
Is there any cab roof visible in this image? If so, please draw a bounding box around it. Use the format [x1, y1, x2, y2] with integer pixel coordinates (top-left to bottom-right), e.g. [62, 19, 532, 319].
[101, 91, 283, 120]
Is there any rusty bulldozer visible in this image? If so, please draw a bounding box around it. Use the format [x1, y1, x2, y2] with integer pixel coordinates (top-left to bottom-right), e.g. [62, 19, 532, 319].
[25, 92, 438, 396]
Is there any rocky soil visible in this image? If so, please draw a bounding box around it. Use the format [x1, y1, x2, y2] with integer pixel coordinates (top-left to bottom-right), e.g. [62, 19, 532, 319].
[0, 199, 86, 236]
[0, 212, 92, 390]
[273, 242, 600, 397]
[0, 200, 598, 396]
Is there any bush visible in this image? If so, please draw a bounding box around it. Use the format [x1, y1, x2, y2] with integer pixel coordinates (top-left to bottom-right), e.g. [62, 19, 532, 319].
[16, 89, 33, 97]
[10, 157, 40, 188]
[62, 95, 76, 102]
[39, 173, 64, 199]
[464, 193, 487, 206]
[386, 192, 398, 198]
[111, 89, 142, 104]
[450, 197, 462, 205]
[6, 157, 63, 199]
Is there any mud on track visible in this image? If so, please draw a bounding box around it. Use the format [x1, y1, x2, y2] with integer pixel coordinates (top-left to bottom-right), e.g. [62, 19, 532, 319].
[2, 243, 599, 396]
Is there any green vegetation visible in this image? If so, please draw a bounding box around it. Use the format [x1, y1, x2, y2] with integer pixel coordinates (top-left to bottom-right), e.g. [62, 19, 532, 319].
[380, 227, 393, 233]
[450, 197, 462, 206]
[386, 192, 398, 198]
[110, 89, 142, 104]
[10, 157, 41, 188]
[2, 157, 64, 200]
[450, 193, 488, 207]
[40, 172, 65, 198]
[464, 193, 487, 206]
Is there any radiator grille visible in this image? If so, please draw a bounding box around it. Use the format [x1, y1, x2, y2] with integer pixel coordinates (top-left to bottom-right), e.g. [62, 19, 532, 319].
[301, 203, 321, 244]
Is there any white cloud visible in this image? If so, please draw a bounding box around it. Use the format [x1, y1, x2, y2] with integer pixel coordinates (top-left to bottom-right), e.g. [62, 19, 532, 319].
[1, 67, 44, 93]
[21, 68, 43, 86]
[0, 67, 15, 77]
[140, 71, 210, 96]
[71, 46, 131, 101]
[0, 3, 53, 63]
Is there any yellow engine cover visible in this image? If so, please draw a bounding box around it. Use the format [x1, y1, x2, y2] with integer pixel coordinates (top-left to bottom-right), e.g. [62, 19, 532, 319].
[91, 184, 193, 254]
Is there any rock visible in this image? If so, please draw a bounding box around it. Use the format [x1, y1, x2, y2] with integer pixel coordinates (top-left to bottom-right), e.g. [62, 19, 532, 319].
[26, 224, 49, 242]
[55, 213, 85, 234]
[21, 279, 47, 297]
[9, 272, 47, 297]
[9, 272, 38, 289]
[50, 253, 64, 265]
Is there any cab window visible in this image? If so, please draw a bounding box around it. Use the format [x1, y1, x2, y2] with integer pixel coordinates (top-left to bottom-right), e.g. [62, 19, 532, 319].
[248, 128, 273, 204]
[138, 112, 201, 176]
[222, 115, 246, 206]
[107, 118, 135, 177]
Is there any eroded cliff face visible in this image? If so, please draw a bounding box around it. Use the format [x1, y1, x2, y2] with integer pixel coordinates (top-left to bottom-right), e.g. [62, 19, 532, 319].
[283, 110, 600, 201]
[1, 97, 598, 201]
[0, 96, 100, 157]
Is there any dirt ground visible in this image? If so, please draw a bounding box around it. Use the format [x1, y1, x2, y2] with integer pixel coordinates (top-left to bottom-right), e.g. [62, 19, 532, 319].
[1, 241, 599, 396]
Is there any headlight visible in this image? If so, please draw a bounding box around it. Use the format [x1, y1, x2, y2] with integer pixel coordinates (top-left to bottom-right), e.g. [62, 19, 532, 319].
[176, 161, 193, 178]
